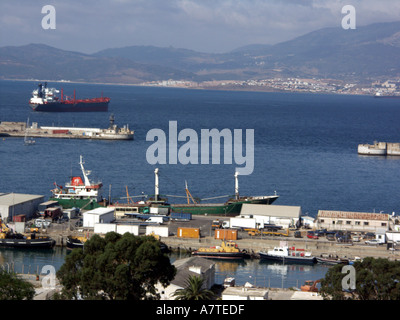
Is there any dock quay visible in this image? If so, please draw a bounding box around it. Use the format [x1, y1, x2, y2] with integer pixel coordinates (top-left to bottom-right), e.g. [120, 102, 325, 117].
[358, 141, 400, 156]
[40, 214, 399, 261]
[0, 118, 134, 140]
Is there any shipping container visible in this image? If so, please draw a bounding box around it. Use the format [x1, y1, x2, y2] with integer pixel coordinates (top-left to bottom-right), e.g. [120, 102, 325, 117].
[170, 212, 192, 221]
[150, 206, 170, 215]
[52, 129, 70, 134]
[177, 227, 200, 238]
[12, 214, 26, 222]
[214, 228, 238, 240]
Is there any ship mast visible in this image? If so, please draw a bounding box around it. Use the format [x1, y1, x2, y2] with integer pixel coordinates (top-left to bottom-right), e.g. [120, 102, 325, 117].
[80, 155, 91, 186]
[154, 168, 159, 201]
[234, 171, 239, 200]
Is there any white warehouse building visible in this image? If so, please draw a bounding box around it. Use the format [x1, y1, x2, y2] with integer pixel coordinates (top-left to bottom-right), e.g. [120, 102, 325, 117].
[0, 193, 44, 221]
[83, 207, 115, 228]
[239, 204, 302, 229]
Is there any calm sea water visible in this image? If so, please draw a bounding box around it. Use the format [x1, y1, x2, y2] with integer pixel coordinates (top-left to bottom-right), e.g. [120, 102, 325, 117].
[1, 79, 399, 286]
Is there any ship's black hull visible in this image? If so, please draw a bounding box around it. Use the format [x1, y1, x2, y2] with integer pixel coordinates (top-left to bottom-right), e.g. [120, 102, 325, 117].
[0, 238, 55, 248]
[29, 102, 109, 112]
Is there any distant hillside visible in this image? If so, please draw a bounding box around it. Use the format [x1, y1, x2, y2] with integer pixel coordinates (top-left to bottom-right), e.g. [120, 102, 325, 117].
[1, 21, 400, 83]
[0, 44, 197, 83]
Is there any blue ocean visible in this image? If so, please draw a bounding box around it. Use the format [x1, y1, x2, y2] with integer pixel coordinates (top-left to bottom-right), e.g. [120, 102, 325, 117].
[1, 79, 399, 287]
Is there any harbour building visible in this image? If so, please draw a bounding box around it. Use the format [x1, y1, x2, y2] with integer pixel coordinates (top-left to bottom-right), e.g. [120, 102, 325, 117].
[0, 193, 44, 222]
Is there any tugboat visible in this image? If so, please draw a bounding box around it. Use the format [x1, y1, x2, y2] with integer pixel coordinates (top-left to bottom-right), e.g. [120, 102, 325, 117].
[29, 82, 110, 112]
[0, 219, 55, 249]
[259, 246, 316, 265]
[49, 155, 104, 209]
[66, 235, 87, 249]
[192, 241, 245, 260]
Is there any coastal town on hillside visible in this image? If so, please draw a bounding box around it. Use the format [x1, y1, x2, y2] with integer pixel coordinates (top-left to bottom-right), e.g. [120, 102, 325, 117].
[141, 78, 400, 96]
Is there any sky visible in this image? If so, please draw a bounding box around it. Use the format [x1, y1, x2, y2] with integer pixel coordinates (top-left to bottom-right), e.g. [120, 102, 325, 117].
[1, 0, 400, 54]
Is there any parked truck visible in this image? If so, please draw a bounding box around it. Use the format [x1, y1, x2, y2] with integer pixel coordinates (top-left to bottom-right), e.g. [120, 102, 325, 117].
[223, 217, 262, 230]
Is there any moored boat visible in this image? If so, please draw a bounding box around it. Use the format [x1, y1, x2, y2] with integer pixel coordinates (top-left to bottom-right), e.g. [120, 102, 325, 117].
[0, 230, 55, 249]
[159, 170, 279, 216]
[50, 155, 104, 209]
[192, 241, 245, 260]
[29, 82, 110, 112]
[66, 236, 87, 249]
[259, 246, 316, 265]
[316, 254, 349, 265]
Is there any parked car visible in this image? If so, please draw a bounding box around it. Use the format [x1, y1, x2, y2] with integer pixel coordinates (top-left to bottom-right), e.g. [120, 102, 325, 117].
[294, 231, 302, 238]
[363, 232, 375, 240]
[365, 239, 383, 245]
[307, 231, 318, 239]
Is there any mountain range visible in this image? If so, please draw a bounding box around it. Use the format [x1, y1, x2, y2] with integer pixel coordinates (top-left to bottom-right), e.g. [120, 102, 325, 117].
[1, 21, 400, 84]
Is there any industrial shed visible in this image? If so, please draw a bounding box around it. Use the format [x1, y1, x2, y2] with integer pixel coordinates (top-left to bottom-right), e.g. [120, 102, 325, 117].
[316, 210, 390, 232]
[239, 204, 302, 229]
[0, 193, 44, 222]
[83, 207, 115, 228]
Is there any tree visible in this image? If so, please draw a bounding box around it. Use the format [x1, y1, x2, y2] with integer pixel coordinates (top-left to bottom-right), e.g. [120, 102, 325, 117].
[173, 275, 215, 300]
[320, 257, 400, 300]
[56, 232, 176, 300]
[0, 270, 35, 300]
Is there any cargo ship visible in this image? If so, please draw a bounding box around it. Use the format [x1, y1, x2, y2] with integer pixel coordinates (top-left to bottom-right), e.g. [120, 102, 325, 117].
[29, 82, 110, 112]
[108, 169, 279, 217]
[158, 170, 279, 216]
[50, 155, 105, 210]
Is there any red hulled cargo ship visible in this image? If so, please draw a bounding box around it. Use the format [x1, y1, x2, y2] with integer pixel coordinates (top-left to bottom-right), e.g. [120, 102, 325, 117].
[29, 82, 110, 112]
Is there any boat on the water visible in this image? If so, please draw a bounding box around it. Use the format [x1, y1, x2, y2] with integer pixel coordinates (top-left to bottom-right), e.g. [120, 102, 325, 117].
[66, 236, 87, 249]
[160, 170, 279, 216]
[259, 246, 316, 265]
[0, 233, 55, 249]
[316, 254, 349, 265]
[29, 82, 110, 112]
[192, 241, 246, 260]
[0, 218, 55, 249]
[50, 155, 105, 209]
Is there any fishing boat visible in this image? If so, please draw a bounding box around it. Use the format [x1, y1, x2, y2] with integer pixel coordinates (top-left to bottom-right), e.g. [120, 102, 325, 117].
[316, 254, 349, 265]
[29, 82, 110, 112]
[49, 155, 104, 209]
[259, 246, 316, 265]
[66, 235, 87, 249]
[192, 241, 245, 260]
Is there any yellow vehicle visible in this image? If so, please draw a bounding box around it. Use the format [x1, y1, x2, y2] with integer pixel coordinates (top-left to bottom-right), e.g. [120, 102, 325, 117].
[247, 228, 289, 237]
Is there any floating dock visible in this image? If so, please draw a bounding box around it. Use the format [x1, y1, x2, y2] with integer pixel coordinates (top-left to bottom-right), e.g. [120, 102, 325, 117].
[0, 116, 134, 141]
[358, 141, 400, 156]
